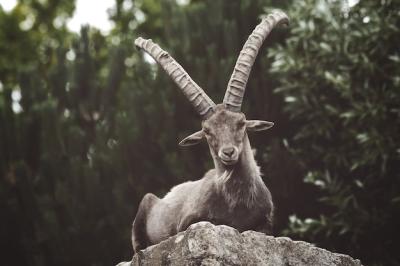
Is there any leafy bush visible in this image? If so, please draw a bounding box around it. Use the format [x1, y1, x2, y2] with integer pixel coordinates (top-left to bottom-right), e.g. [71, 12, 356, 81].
[269, 0, 400, 265]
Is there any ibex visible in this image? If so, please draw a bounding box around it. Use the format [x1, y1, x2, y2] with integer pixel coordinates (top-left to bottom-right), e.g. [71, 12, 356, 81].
[132, 10, 289, 252]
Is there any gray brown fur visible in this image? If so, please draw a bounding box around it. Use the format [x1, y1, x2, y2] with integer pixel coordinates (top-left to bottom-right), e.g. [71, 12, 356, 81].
[132, 105, 274, 252]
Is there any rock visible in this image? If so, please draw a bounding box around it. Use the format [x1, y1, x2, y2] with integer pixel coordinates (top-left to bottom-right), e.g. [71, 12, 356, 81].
[118, 222, 362, 266]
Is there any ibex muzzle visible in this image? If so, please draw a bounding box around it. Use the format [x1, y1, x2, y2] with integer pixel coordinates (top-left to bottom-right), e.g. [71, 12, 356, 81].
[132, 10, 289, 253]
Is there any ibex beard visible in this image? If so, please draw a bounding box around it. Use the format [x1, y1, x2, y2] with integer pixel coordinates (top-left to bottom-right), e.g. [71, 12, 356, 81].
[132, 10, 289, 253]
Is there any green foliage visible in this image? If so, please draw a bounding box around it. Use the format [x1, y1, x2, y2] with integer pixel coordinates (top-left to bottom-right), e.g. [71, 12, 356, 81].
[0, 1, 132, 264]
[270, 0, 400, 265]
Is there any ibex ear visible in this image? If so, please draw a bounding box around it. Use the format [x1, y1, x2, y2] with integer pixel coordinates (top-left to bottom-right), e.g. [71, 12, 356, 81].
[179, 130, 205, 146]
[246, 120, 274, 132]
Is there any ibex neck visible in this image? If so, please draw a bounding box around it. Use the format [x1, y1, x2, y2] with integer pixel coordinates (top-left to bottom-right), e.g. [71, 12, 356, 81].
[210, 134, 262, 208]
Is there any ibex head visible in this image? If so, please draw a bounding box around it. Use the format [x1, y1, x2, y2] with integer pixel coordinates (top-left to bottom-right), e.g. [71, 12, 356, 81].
[179, 105, 273, 166]
[135, 11, 288, 167]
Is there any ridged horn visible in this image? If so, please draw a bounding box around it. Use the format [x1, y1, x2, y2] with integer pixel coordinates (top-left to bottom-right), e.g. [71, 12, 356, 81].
[223, 10, 289, 112]
[135, 37, 216, 119]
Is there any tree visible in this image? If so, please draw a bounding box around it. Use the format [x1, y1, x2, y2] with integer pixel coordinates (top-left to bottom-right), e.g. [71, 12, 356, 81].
[269, 0, 400, 265]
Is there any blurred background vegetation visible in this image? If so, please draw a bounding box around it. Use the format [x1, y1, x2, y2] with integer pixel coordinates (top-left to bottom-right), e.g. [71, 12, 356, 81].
[0, 0, 398, 265]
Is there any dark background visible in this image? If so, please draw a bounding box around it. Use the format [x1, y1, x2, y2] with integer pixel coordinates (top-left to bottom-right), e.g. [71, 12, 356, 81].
[0, 0, 399, 265]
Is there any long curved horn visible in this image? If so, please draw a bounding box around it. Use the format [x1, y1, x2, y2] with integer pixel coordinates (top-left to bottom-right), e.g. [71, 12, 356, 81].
[135, 37, 216, 118]
[223, 10, 289, 112]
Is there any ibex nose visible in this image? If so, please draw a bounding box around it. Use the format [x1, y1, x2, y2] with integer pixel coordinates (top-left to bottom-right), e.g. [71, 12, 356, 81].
[222, 147, 235, 158]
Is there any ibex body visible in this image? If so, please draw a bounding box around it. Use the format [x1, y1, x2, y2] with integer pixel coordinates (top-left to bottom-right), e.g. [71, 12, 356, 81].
[132, 11, 289, 252]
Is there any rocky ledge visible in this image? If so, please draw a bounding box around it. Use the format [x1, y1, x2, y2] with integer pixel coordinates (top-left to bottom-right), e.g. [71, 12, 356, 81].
[117, 222, 362, 266]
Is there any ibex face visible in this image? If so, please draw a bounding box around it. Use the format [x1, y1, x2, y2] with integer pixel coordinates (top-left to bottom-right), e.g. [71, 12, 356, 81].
[179, 104, 273, 166]
[203, 107, 246, 166]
